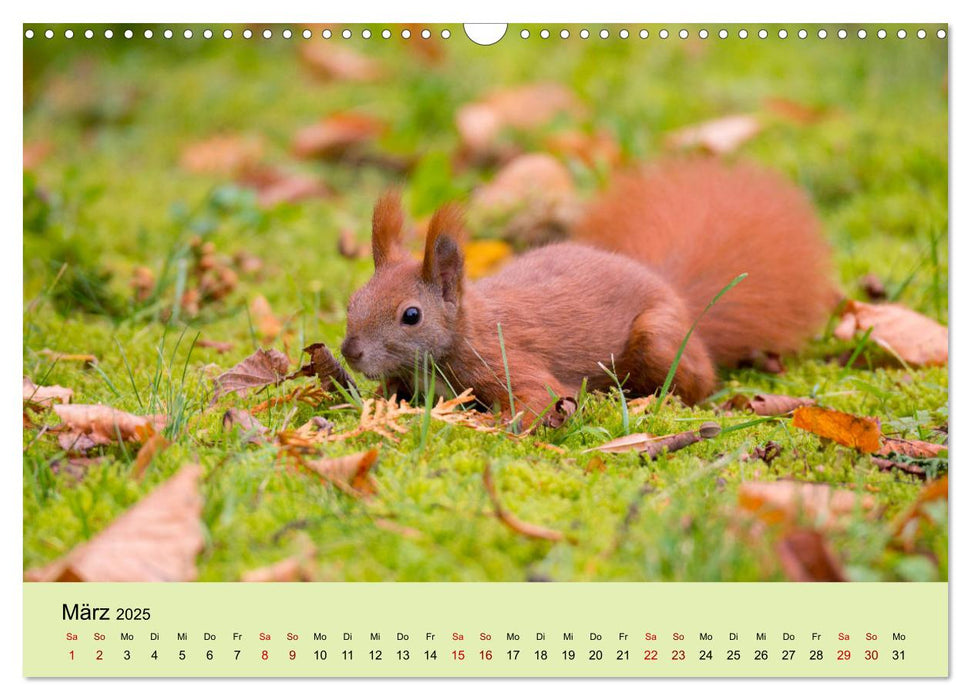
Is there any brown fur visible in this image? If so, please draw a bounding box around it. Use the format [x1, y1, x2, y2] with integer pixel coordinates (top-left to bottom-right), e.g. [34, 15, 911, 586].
[343, 160, 837, 425]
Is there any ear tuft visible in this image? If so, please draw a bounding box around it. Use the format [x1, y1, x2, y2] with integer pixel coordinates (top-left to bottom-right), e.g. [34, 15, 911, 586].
[422, 203, 465, 282]
[372, 190, 404, 268]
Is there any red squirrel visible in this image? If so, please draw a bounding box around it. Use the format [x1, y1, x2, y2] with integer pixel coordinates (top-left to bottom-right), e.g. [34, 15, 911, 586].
[341, 158, 837, 425]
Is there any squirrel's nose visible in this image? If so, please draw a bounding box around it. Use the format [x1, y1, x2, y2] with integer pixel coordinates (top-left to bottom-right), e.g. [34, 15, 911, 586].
[341, 336, 364, 363]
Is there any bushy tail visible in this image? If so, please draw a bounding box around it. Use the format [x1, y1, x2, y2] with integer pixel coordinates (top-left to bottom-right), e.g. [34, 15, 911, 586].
[574, 158, 840, 366]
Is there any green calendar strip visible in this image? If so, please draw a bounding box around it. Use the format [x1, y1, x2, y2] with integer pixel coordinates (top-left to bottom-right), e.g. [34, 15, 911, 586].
[24, 582, 947, 677]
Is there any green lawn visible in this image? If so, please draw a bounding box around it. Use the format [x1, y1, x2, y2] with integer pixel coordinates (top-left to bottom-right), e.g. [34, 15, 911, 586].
[23, 24, 948, 582]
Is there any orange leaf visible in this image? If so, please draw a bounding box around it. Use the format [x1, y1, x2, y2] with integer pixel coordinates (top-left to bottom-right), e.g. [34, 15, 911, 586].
[249, 295, 284, 345]
[305, 449, 380, 498]
[25, 464, 204, 582]
[792, 405, 882, 453]
[180, 134, 264, 176]
[739, 480, 877, 529]
[300, 43, 382, 82]
[833, 300, 948, 367]
[53, 404, 167, 451]
[131, 433, 170, 480]
[292, 112, 385, 159]
[775, 527, 847, 581]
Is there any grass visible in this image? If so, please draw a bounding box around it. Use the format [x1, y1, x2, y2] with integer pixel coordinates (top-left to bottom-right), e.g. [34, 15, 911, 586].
[23, 23, 948, 582]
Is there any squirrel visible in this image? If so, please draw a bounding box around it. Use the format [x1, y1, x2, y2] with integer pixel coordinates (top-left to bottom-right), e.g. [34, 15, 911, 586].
[341, 158, 838, 425]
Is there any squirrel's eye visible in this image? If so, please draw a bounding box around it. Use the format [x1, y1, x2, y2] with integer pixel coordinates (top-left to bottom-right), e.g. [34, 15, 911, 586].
[401, 306, 422, 326]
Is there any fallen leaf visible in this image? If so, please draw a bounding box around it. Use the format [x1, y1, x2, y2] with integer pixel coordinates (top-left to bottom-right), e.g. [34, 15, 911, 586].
[666, 114, 762, 155]
[722, 393, 815, 416]
[300, 43, 382, 81]
[892, 477, 948, 546]
[871, 456, 929, 479]
[589, 422, 720, 458]
[288, 342, 358, 393]
[483, 463, 563, 541]
[338, 228, 371, 259]
[775, 527, 847, 581]
[180, 134, 264, 175]
[792, 405, 882, 453]
[544, 129, 622, 168]
[738, 480, 877, 529]
[833, 300, 948, 367]
[545, 396, 577, 429]
[463, 239, 513, 279]
[39, 349, 98, 365]
[238, 166, 331, 208]
[292, 112, 385, 159]
[130, 266, 155, 302]
[197, 338, 234, 354]
[456, 84, 582, 161]
[23, 376, 73, 408]
[53, 404, 166, 451]
[878, 437, 947, 459]
[25, 464, 204, 582]
[241, 535, 316, 582]
[222, 408, 268, 444]
[249, 295, 284, 345]
[763, 97, 830, 124]
[742, 441, 783, 465]
[304, 449, 379, 498]
[858, 273, 887, 301]
[131, 433, 170, 480]
[211, 348, 291, 403]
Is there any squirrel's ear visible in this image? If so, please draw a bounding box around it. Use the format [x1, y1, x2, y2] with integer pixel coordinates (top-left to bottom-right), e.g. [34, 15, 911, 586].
[371, 190, 404, 269]
[422, 204, 465, 303]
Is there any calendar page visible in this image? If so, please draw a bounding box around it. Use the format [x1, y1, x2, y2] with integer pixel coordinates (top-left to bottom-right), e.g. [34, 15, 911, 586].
[21, 21, 949, 679]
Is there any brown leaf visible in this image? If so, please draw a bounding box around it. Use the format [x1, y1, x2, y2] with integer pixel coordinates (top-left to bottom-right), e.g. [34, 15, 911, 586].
[25, 464, 204, 582]
[249, 295, 284, 345]
[238, 166, 331, 208]
[23, 376, 73, 408]
[545, 396, 577, 429]
[722, 393, 815, 416]
[775, 528, 847, 581]
[53, 404, 166, 450]
[833, 300, 948, 367]
[180, 134, 264, 176]
[241, 536, 316, 582]
[456, 84, 583, 160]
[222, 408, 268, 444]
[589, 422, 720, 458]
[764, 97, 830, 125]
[738, 480, 877, 529]
[300, 43, 382, 81]
[878, 437, 947, 459]
[544, 129, 622, 168]
[197, 338, 235, 354]
[292, 112, 385, 159]
[304, 449, 379, 498]
[288, 342, 358, 393]
[892, 477, 948, 545]
[211, 348, 291, 403]
[871, 457, 928, 479]
[858, 273, 887, 301]
[338, 228, 371, 259]
[130, 266, 155, 302]
[792, 405, 882, 453]
[483, 464, 563, 541]
[131, 433, 170, 480]
[666, 114, 762, 155]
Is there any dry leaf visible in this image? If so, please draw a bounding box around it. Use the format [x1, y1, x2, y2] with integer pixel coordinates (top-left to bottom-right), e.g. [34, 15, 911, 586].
[288, 342, 358, 393]
[544, 129, 622, 168]
[892, 477, 948, 546]
[241, 536, 316, 582]
[589, 422, 720, 458]
[833, 300, 948, 367]
[180, 134, 264, 176]
[456, 84, 582, 160]
[738, 480, 877, 529]
[463, 240, 513, 279]
[483, 463, 563, 541]
[39, 349, 97, 365]
[23, 376, 73, 408]
[292, 112, 385, 159]
[775, 527, 847, 581]
[130, 266, 155, 302]
[858, 273, 887, 301]
[249, 295, 284, 345]
[25, 464, 204, 582]
[545, 396, 577, 429]
[666, 114, 762, 155]
[871, 457, 928, 479]
[238, 166, 331, 208]
[721, 393, 815, 416]
[131, 433, 170, 480]
[338, 228, 371, 259]
[53, 404, 166, 451]
[878, 437, 947, 459]
[197, 338, 234, 354]
[792, 405, 882, 453]
[222, 408, 269, 444]
[764, 97, 830, 124]
[211, 348, 291, 403]
[300, 43, 382, 81]
[304, 449, 379, 498]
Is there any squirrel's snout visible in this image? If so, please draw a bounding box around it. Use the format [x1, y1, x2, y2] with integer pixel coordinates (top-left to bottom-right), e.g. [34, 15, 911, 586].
[341, 336, 364, 364]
